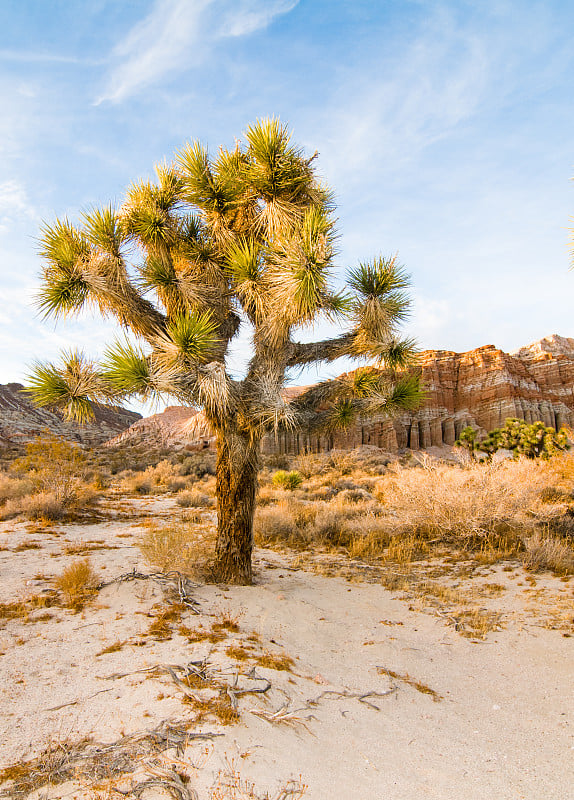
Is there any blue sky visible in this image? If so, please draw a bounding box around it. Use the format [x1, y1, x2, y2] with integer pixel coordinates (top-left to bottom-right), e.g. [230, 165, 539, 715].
[1, 0, 573, 409]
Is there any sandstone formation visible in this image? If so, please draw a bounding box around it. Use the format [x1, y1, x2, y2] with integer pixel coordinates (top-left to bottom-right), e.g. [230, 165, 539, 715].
[103, 335, 574, 455]
[0, 383, 141, 448]
[263, 334, 574, 455]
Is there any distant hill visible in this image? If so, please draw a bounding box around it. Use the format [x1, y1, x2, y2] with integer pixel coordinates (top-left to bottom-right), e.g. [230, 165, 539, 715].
[0, 383, 141, 448]
[105, 405, 208, 450]
[105, 334, 574, 455]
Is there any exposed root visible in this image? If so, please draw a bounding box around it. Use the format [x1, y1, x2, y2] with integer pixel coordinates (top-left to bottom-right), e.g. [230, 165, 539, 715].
[97, 569, 201, 613]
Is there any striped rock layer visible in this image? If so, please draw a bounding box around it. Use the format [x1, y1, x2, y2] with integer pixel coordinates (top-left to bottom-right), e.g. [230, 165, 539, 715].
[263, 335, 574, 455]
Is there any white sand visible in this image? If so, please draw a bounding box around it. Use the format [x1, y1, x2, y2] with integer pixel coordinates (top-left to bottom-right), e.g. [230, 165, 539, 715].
[0, 497, 572, 799]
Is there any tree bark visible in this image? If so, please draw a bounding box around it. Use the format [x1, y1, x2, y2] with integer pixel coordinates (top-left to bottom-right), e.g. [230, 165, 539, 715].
[214, 429, 259, 585]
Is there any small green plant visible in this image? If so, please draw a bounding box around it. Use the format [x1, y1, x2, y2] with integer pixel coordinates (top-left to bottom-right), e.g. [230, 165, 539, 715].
[272, 470, 303, 490]
[455, 426, 479, 460]
[478, 418, 569, 460]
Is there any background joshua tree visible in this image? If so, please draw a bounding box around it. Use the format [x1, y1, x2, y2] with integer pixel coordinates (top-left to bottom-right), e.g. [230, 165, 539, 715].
[28, 119, 423, 584]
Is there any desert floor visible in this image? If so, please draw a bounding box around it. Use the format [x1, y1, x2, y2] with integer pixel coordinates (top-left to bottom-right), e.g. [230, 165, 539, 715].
[0, 494, 572, 799]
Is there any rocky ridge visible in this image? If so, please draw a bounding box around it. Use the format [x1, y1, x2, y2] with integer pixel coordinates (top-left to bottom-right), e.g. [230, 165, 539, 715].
[268, 335, 574, 455]
[105, 405, 209, 450]
[0, 383, 141, 448]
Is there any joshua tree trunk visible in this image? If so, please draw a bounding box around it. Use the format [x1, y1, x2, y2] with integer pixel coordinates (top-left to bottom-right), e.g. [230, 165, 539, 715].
[214, 428, 260, 584]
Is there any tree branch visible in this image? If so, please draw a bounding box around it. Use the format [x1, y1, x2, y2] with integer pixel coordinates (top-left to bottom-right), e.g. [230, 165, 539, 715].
[286, 332, 356, 367]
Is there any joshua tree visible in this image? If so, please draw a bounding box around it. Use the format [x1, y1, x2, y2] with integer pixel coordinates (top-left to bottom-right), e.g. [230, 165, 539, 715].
[28, 119, 423, 584]
[479, 418, 569, 460]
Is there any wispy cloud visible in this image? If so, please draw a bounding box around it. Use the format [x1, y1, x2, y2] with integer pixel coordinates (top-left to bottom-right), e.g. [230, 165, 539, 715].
[0, 180, 38, 234]
[317, 8, 491, 188]
[97, 0, 299, 104]
[0, 49, 93, 65]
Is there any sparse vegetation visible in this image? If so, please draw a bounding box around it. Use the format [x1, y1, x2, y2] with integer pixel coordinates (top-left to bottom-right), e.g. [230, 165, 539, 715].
[0, 434, 100, 520]
[139, 521, 203, 574]
[54, 558, 97, 610]
[475, 418, 569, 460]
[272, 470, 304, 490]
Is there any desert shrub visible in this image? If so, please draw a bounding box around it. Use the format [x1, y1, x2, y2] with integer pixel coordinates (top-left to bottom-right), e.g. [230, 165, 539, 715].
[254, 505, 304, 547]
[54, 559, 97, 609]
[293, 453, 323, 478]
[345, 516, 393, 558]
[272, 470, 303, 490]
[5, 492, 66, 520]
[168, 478, 188, 493]
[124, 476, 153, 494]
[335, 487, 373, 504]
[254, 498, 363, 549]
[372, 459, 553, 542]
[6, 435, 100, 519]
[12, 435, 90, 502]
[139, 522, 214, 576]
[0, 474, 34, 504]
[178, 452, 216, 478]
[262, 453, 292, 471]
[256, 484, 281, 506]
[176, 490, 214, 508]
[523, 531, 574, 575]
[146, 459, 179, 486]
[479, 418, 569, 460]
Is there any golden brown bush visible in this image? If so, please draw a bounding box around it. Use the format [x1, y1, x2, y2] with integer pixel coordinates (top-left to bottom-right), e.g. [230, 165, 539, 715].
[523, 531, 574, 575]
[176, 489, 214, 508]
[54, 559, 97, 610]
[139, 522, 216, 577]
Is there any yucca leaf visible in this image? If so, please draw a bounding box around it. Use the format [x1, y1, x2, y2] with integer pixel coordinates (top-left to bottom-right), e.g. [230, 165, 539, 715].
[154, 163, 184, 211]
[245, 117, 313, 203]
[39, 218, 90, 270]
[82, 206, 126, 256]
[349, 368, 383, 398]
[326, 398, 358, 431]
[36, 271, 90, 318]
[366, 375, 426, 416]
[370, 337, 419, 368]
[123, 203, 175, 247]
[226, 238, 267, 319]
[348, 255, 410, 299]
[26, 351, 104, 423]
[101, 340, 152, 398]
[322, 291, 353, 320]
[154, 311, 220, 369]
[178, 214, 202, 243]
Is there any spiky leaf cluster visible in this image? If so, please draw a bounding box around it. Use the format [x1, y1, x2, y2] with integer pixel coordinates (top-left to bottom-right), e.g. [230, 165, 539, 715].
[29, 119, 422, 438]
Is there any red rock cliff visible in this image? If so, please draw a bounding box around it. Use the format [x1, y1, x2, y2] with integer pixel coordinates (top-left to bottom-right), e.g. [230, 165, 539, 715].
[263, 335, 574, 455]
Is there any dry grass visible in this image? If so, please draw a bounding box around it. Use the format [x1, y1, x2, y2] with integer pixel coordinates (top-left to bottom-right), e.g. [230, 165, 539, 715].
[139, 521, 215, 576]
[54, 558, 97, 610]
[184, 691, 240, 725]
[95, 640, 126, 656]
[178, 623, 227, 644]
[226, 644, 253, 661]
[523, 531, 574, 575]
[255, 651, 295, 671]
[377, 667, 442, 701]
[146, 603, 187, 640]
[451, 608, 504, 639]
[176, 489, 214, 508]
[372, 459, 546, 542]
[210, 766, 307, 799]
[256, 456, 574, 574]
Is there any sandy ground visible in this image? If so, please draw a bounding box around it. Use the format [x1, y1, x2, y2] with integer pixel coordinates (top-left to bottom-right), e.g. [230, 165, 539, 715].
[0, 495, 572, 799]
